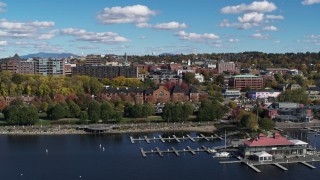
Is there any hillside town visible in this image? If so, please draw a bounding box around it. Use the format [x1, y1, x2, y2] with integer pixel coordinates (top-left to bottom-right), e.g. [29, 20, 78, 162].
[0, 52, 319, 133]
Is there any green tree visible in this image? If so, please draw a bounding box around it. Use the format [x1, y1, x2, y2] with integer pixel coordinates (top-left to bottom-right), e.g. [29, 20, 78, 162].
[142, 103, 154, 117]
[68, 101, 81, 118]
[240, 112, 259, 131]
[3, 105, 19, 124]
[79, 111, 88, 124]
[100, 102, 113, 122]
[50, 104, 66, 120]
[88, 100, 101, 123]
[259, 118, 275, 131]
[181, 102, 194, 121]
[197, 100, 228, 121]
[162, 103, 174, 122]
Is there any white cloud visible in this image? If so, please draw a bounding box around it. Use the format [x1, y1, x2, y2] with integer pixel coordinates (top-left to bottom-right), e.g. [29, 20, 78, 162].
[77, 45, 99, 50]
[14, 41, 65, 52]
[176, 31, 219, 42]
[304, 39, 320, 45]
[228, 38, 240, 43]
[61, 28, 129, 43]
[221, 1, 277, 14]
[262, 25, 278, 31]
[302, 0, 320, 5]
[306, 35, 320, 38]
[153, 22, 187, 30]
[0, 19, 56, 39]
[250, 33, 270, 39]
[219, 19, 257, 30]
[37, 29, 58, 40]
[0, 40, 7, 46]
[136, 23, 151, 28]
[220, 19, 236, 28]
[136, 21, 187, 30]
[238, 12, 264, 23]
[266, 15, 284, 20]
[0, 2, 7, 12]
[273, 40, 281, 43]
[97, 5, 157, 24]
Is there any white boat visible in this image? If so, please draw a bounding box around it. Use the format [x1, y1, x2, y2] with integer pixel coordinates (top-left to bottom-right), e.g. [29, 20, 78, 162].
[213, 130, 230, 158]
[215, 151, 230, 158]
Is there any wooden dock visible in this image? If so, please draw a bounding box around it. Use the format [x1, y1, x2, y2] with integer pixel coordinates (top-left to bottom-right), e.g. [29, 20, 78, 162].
[273, 163, 288, 171]
[171, 147, 180, 156]
[140, 146, 214, 157]
[130, 134, 223, 144]
[186, 146, 196, 155]
[220, 155, 320, 173]
[243, 162, 261, 173]
[300, 161, 316, 169]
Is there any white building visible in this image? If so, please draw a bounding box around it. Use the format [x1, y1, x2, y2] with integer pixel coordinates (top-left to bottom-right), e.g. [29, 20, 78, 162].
[195, 73, 204, 83]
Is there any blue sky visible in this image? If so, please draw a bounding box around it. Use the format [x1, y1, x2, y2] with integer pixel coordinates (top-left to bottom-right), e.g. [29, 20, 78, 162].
[0, 0, 319, 57]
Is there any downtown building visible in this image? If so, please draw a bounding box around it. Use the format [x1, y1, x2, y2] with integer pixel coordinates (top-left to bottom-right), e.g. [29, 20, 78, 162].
[33, 58, 64, 76]
[229, 74, 264, 90]
[217, 61, 241, 74]
[0, 54, 34, 74]
[71, 65, 138, 79]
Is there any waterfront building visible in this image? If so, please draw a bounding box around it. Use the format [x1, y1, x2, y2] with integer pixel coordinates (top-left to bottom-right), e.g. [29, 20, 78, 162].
[265, 102, 313, 122]
[229, 74, 264, 90]
[239, 133, 308, 158]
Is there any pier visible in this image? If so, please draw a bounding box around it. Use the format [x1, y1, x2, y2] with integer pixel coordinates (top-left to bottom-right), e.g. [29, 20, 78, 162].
[140, 146, 213, 158]
[221, 155, 320, 173]
[130, 134, 223, 144]
[272, 163, 288, 171]
[299, 161, 316, 169]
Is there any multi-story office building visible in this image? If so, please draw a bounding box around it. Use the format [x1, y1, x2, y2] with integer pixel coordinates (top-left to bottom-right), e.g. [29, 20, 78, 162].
[72, 65, 138, 79]
[229, 74, 264, 90]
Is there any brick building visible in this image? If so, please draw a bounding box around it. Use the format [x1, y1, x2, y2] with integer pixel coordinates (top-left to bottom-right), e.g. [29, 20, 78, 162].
[217, 62, 240, 74]
[229, 74, 264, 90]
[72, 65, 138, 79]
[0, 54, 34, 74]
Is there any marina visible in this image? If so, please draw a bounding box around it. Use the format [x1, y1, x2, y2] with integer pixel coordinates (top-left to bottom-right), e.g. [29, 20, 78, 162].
[130, 134, 223, 144]
[220, 155, 320, 173]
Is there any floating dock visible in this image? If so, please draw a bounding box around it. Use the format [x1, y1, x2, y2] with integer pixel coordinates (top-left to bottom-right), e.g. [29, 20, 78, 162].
[272, 163, 288, 171]
[300, 161, 316, 169]
[140, 146, 213, 157]
[130, 134, 223, 144]
[221, 156, 320, 173]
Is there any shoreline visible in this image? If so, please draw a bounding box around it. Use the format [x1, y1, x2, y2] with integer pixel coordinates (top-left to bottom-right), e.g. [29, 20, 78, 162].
[0, 124, 217, 135]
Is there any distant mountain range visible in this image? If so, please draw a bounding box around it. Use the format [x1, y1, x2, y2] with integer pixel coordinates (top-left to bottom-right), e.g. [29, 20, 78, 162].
[21, 52, 78, 59]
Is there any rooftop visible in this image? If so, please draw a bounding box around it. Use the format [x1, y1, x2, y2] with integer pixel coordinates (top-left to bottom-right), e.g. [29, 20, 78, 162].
[243, 133, 294, 147]
[232, 74, 260, 78]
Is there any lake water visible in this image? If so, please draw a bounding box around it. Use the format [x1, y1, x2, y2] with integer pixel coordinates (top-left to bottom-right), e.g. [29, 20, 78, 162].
[0, 131, 319, 180]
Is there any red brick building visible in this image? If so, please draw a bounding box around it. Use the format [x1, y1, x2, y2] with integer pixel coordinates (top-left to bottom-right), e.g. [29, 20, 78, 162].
[229, 75, 264, 90]
[0, 54, 34, 74]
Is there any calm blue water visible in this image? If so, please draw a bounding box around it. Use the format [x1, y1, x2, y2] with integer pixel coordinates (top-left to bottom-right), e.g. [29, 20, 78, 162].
[0, 131, 319, 180]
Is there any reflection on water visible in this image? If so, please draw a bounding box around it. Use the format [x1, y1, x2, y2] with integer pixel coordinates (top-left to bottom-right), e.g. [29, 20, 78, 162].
[0, 131, 318, 180]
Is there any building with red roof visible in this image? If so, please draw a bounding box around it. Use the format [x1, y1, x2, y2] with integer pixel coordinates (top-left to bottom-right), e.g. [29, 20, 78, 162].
[239, 132, 308, 158]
